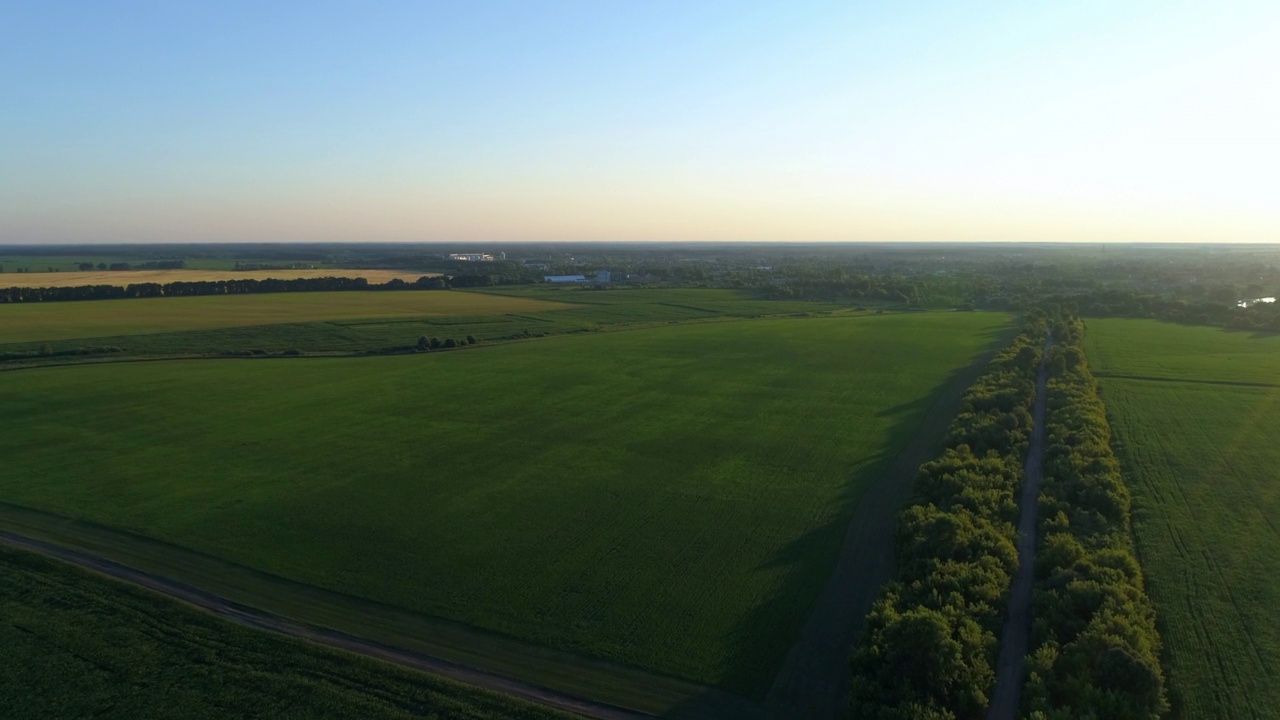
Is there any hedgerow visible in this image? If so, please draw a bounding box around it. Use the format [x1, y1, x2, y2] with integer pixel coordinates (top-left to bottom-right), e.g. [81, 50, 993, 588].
[849, 319, 1045, 720]
[1021, 316, 1167, 719]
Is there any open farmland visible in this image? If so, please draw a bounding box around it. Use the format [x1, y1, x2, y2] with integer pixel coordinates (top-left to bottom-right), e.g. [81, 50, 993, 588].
[1084, 318, 1280, 385]
[0, 268, 435, 288]
[0, 287, 848, 362]
[0, 544, 570, 720]
[0, 290, 571, 344]
[0, 311, 1007, 706]
[1085, 318, 1280, 719]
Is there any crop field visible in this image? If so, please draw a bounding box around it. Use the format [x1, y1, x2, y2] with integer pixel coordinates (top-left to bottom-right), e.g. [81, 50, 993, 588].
[0, 545, 568, 720]
[0, 290, 571, 344]
[1085, 318, 1280, 719]
[0, 311, 1007, 700]
[0, 287, 848, 361]
[0, 254, 330, 273]
[0, 268, 434, 288]
[468, 286, 849, 319]
[1085, 318, 1280, 385]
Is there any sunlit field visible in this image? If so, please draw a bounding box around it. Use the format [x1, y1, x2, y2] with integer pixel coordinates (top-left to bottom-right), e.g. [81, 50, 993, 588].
[0, 312, 1007, 696]
[1086, 318, 1280, 719]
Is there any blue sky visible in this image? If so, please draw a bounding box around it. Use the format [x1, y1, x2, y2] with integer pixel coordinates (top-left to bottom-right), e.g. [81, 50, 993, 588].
[2, 1, 1277, 243]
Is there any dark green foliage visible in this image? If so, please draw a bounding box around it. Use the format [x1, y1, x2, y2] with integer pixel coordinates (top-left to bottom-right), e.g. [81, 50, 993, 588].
[417, 335, 429, 351]
[850, 326, 1044, 719]
[0, 345, 123, 362]
[444, 338, 458, 349]
[1021, 316, 1168, 720]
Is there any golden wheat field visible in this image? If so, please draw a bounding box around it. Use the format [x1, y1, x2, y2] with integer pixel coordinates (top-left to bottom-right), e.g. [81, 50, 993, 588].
[0, 268, 435, 288]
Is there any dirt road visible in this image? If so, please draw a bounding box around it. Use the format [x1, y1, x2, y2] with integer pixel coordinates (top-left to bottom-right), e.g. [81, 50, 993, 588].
[984, 339, 1051, 720]
[0, 530, 648, 720]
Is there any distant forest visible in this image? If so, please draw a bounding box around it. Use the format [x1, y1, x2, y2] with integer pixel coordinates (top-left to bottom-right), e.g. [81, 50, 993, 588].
[5, 242, 1280, 331]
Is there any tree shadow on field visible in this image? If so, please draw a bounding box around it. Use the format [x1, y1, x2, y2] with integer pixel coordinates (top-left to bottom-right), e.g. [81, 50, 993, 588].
[663, 324, 1016, 720]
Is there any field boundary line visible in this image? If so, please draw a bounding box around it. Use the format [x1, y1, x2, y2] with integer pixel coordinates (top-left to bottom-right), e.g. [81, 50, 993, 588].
[0, 529, 653, 720]
[1093, 372, 1280, 389]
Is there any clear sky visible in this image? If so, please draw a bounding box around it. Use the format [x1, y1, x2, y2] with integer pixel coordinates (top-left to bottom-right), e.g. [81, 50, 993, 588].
[2, 1, 1277, 244]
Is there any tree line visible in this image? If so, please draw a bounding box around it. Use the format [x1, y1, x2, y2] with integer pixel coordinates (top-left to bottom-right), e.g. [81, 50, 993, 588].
[1041, 289, 1280, 333]
[0, 275, 449, 304]
[848, 321, 1045, 719]
[1020, 316, 1167, 719]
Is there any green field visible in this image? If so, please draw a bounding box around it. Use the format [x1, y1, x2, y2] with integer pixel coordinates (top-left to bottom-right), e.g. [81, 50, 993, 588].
[1085, 318, 1280, 719]
[1085, 318, 1280, 385]
[0, 311, 1007, 701]
[0, 290, 572, 344]
[0, 546, 568, 720]
[0, 288, 845, 362]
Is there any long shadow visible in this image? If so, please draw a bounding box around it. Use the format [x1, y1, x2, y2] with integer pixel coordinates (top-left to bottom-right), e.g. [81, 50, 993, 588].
[2, 318, 1016, 720]
[662, 324, 1015, 720]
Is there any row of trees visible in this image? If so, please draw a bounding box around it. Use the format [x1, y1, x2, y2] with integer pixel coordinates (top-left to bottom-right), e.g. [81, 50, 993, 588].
[848, 323, 1045, 719]
[1043, 289, 1280, 332]
[1020, 317, 1167, 719]
[417, 335, 478, 351]
[0, 275, 449, 303]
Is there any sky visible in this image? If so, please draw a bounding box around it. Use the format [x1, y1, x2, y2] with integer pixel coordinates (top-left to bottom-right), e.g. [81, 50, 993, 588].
[2, 1, 1278, 244]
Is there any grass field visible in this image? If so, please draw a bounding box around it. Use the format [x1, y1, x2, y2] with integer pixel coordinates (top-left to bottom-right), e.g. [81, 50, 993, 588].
[0, 290, 571, 344]
[0, 268, 434, 288]
[0, 287, 848, 361]
[1085, 318, 1280, 385]
[0, 311, 1007, 699]
[0, 545, 568, 720]
[1085, 318, 1280, 719]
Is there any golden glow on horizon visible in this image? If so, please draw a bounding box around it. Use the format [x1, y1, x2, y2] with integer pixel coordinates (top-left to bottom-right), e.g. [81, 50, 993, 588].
[2, 2, 1277, 244]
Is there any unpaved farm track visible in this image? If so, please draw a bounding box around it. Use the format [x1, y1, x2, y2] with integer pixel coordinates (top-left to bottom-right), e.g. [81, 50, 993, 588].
[984, 338, 1051, 720]
[0, 530, 648, 720]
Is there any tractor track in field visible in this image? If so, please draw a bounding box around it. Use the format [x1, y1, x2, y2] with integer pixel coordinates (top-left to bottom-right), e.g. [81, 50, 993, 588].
[984, 335, 1051, 720]
[0, 530, 649, 720]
